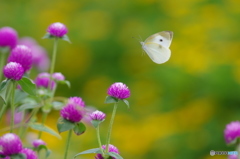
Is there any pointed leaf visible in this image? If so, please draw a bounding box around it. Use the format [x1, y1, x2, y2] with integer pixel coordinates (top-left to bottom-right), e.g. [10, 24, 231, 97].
[73, 122, 86, 135]
[57, 117, 75, 133]
[0, 79, 10, 91]
[57, 80, 71, 88]
[105, 96, 118, 104]
[0, 84, 8, 104]
[42, 33, 54, 39]
[17, 77, 36, 96]
[37, 144, 51, 158]
[74, 148, 101, 158]
[122, 99, 130, 109]
[61, 35, 71, 43]
[14, 89, 28, 104]
[91, 120, 104, 128]
[30, 123, 61, 139]
[17, 103, 41, 112]
[108, 152, 123, 159]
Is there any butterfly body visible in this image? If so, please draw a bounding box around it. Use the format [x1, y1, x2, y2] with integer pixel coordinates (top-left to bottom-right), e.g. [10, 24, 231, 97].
[140, 31, 173, 64]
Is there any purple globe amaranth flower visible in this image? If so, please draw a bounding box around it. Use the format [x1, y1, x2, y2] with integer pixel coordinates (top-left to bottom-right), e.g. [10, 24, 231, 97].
[20, 148, 38, 159]
[0, 27, 18, 49]
[8, 45, 33, 72]
[107, 82, 130, 100]
[0, 133, 23, 156]
[32, 139, 46, 148]
[18, 37, 50, 71]
[35, 72, 56, 90]
[47, 22, 68, 37]
[52, 72, 65, 81]
[69, 97, 85, 107]
[95, 144, 119, 159]
[228, 155, 238, 159]
[90, 110, 106, 121]
[224, 121, 240, 144]
[60, 101, 86, 123]
[3, 62, 24, 81]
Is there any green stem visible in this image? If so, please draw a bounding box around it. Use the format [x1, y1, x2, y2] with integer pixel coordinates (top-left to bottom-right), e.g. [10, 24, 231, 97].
[64, 129, 72, 159]
[18, 110, 25, 138]
[0, 52, 7, 81]
[105, 102, 118, 154]
[38, 112, 48, 139]
[97, 126, 104, 155]
[10, 81, 17, 133]
[49, 38, 58, 89]
[236, 142, 240, 159]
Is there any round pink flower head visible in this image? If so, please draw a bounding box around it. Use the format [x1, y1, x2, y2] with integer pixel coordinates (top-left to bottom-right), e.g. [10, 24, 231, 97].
[0, 133, 23, 156]
[34, 72, 56, 90]
[69, 97, 85, 107]
[0, 27, 18, 49]
[90, 110, 106, 121]
[47, 22, 68, 37]
[95, 144, 119, 159]
[3, 62, 24, 81]
[32, 139, 46, 148]
[224, 121, 240, 144]
[20, 148, 38, 159]
[228, 155, 238, 159]
[60, 97, 86, 123]
[52, 72, 65, 81]
[8, 45, 33, 72]
[107, 82, 130, 99]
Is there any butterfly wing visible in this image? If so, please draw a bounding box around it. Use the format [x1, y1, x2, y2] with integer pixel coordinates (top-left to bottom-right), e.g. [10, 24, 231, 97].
[142, 42, 171, 64]
[144, 31, 173, 48]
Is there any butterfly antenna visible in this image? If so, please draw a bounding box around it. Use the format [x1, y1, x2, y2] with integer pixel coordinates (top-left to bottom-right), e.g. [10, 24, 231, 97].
[138, 35, 143, 42]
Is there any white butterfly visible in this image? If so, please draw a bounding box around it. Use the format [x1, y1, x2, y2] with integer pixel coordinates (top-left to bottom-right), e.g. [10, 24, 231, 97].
[140, 31, 173, 64]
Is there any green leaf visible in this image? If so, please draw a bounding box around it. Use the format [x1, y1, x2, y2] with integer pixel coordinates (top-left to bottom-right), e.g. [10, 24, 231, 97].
[0, 79, 10, 91]
[61, 35, 71, 43]
[14, 89, 28, 104]
[74, 148, 101, 158]
[91, 120, 104, 128]
[17, 77, 36, 96]
[108, 152, 123, 159]
[105, 96, 118, 104]
[17, 103, 41, 112]
[10, 153, 26, 159]
[37, 144, 51, 158]
[0, 79, 11, 104]
[57, 80, 71, 88]
[57, 117, 75, 133]
[30, 123, 61, 139]
[42, 33, 54, 39]
[122, 99, 130, 109]
[73, 122, 86, 135]
[52, 101, 64, 110]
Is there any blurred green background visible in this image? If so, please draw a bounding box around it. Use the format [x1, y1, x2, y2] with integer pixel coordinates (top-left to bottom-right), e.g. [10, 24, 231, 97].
[1, 0, 240, 158]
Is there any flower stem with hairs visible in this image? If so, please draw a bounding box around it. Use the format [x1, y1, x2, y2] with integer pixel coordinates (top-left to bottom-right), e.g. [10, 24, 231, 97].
[105, 102, 118, 155]
[10, 81, 17, 133]
[64, 129, 72, 159]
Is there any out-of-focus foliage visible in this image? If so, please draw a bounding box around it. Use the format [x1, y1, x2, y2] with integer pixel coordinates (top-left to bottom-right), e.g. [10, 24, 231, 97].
[1, 0, 240, 158]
